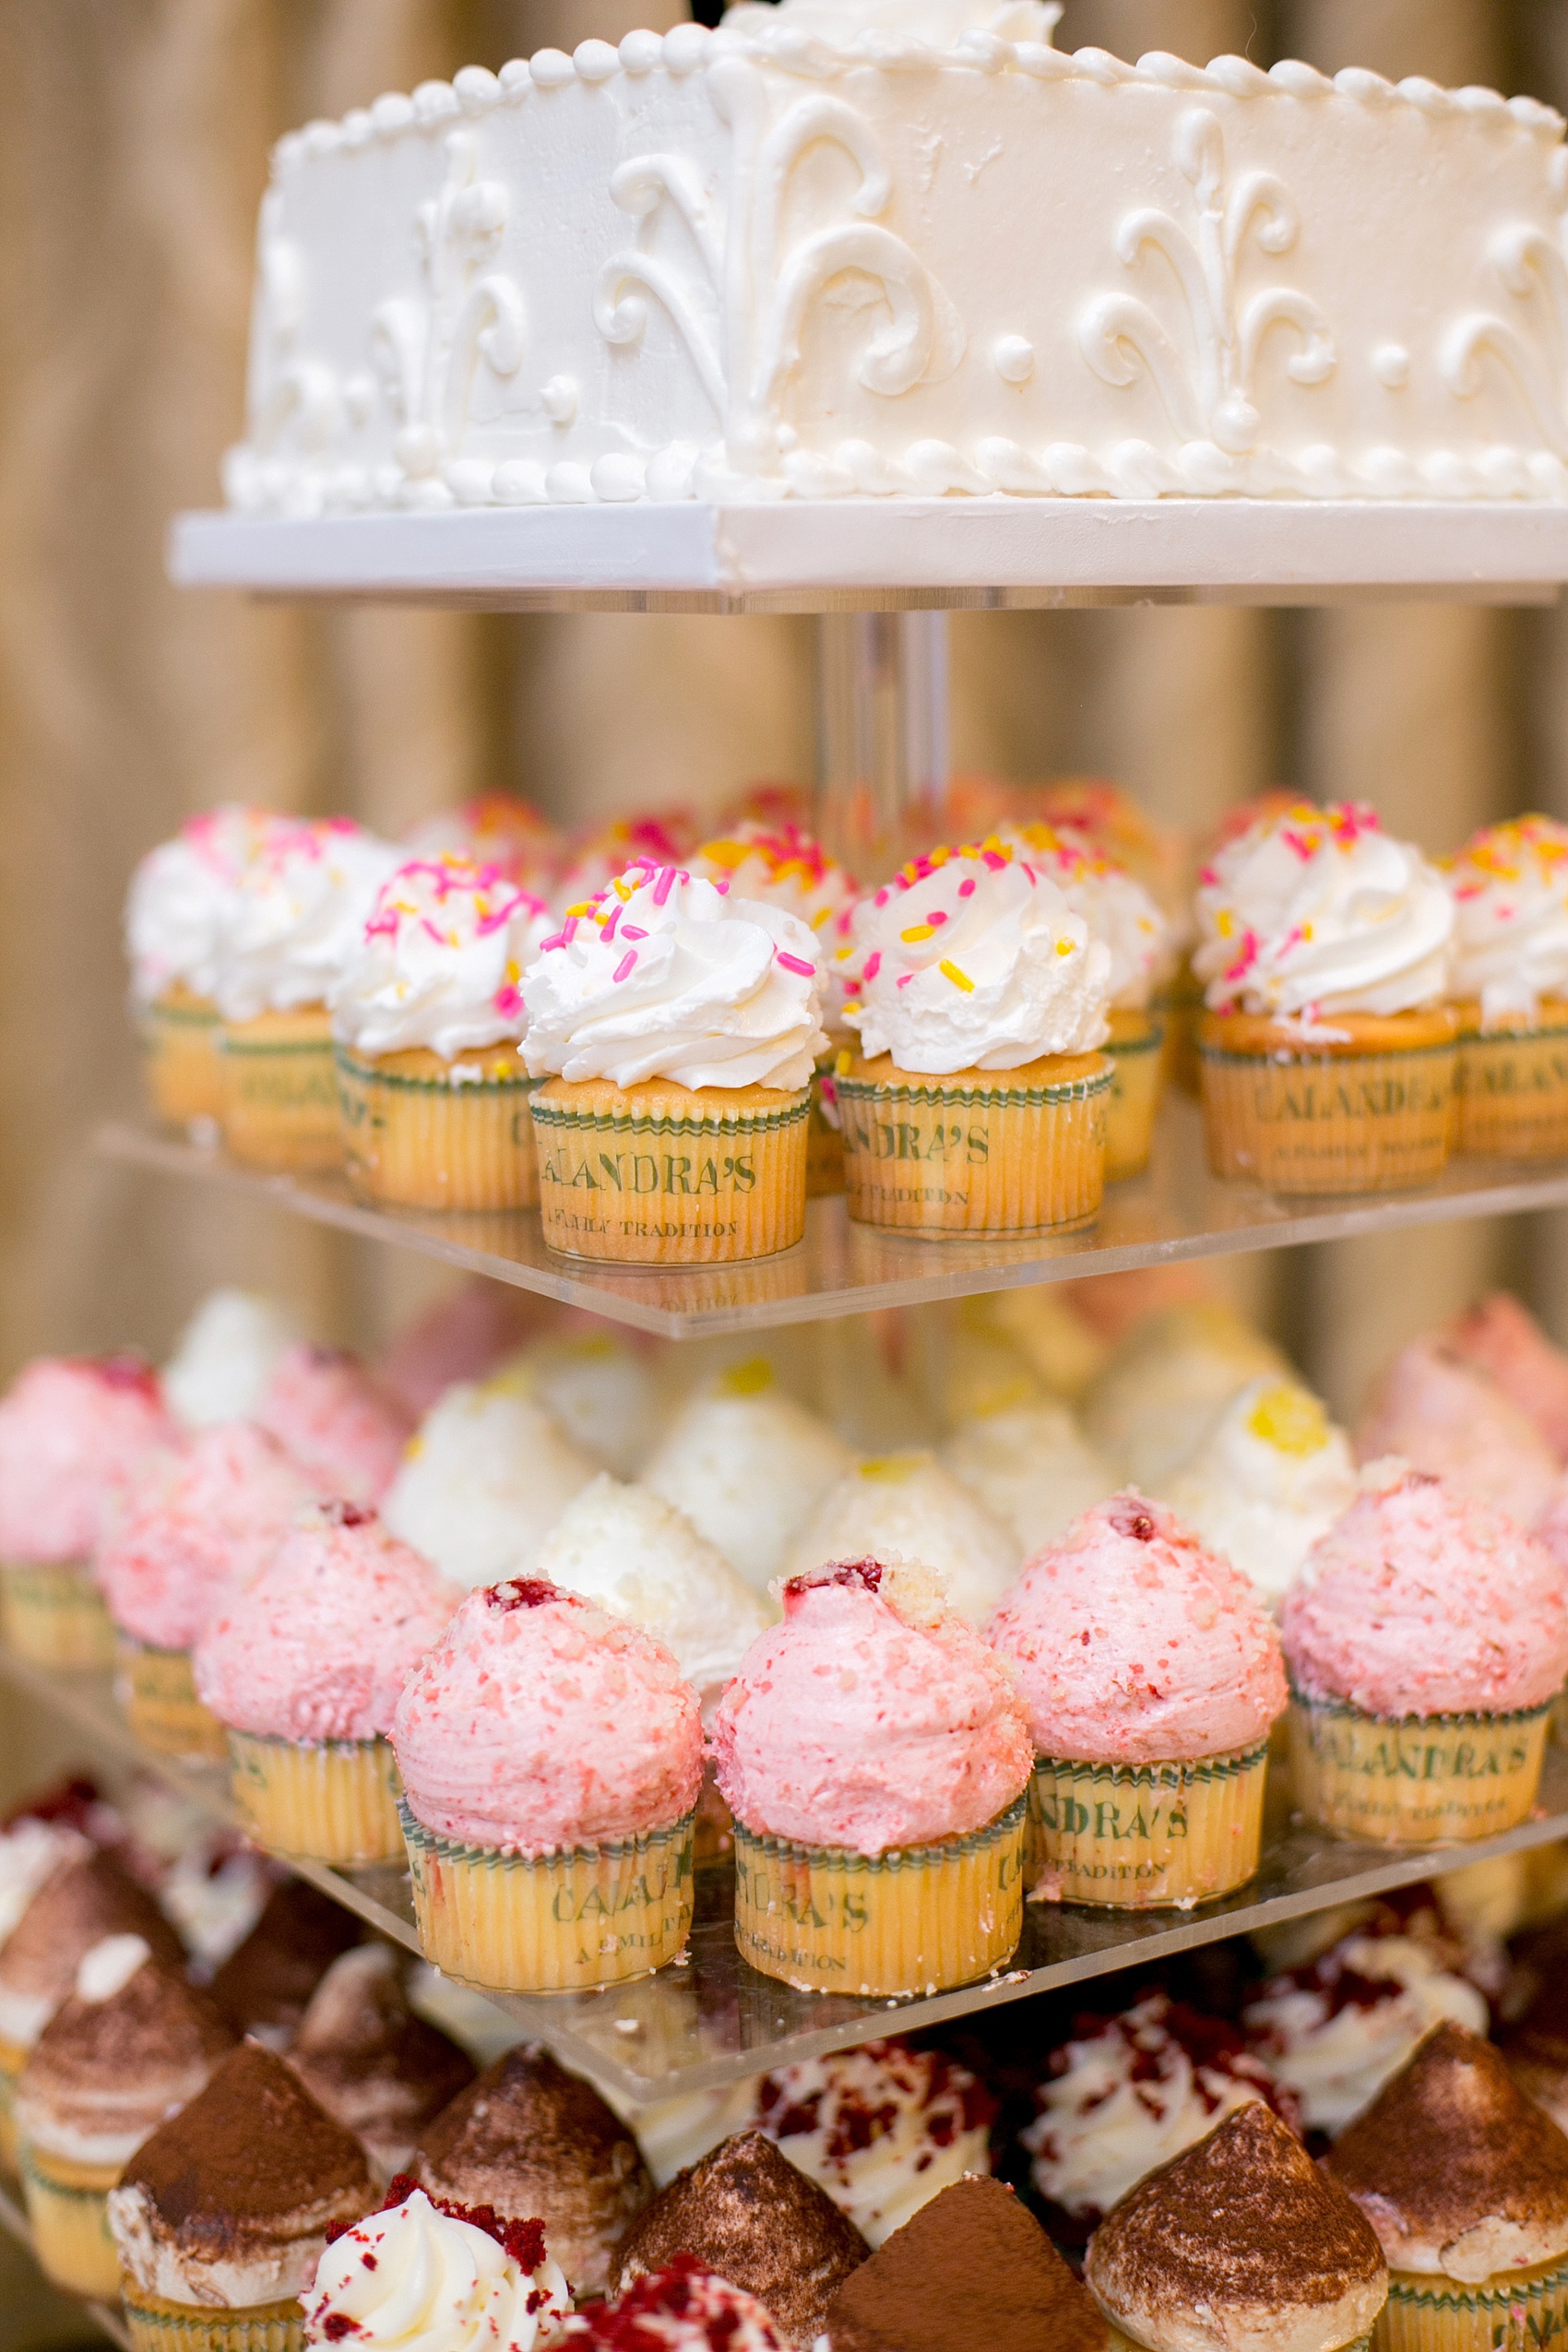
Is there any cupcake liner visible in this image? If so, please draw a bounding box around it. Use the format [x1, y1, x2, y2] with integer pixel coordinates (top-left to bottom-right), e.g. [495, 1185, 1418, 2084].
[1103, 1009, 1166, 1182]
[139, 987, 224, 1129]
[1289, 1693, 1551, 1847]
[530, 1079, 810, 1265]
[1199, 1010, 1458, 1196]
[731, 1797, 1028, 1997]
[227, 1730, 404, 1867]
[118, 1640, 231, 1763]
[335, 1046, 540, 1211]
[1377, 2255, 1568, 2351]
[836, 1054, 1111, 1238]
[122, 2291, 304, 2352]
[398, 1800, 695, 1993]
[1028, 1740, 1270, 1910]
[1, 1559, 116, 1669]
[1455, 1007, 1568, 1159]
[1103, 2337, 1372, 2352]
[220, 1006, 341, 1173]
[18, 2142, 121, 2299]
[0, 2041, 22, 2175]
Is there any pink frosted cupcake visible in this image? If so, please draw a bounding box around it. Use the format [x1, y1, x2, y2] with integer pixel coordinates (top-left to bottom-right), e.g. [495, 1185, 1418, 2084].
[99, 1422, 320, 1761]
[986, 1494, 1286, 1909]
[711, 1560, 1032, 1996]
[392, 1579, 703, 1994]
[1282, 1465, 1568, 1846]
[257, 1343, 411, 1505]
[194, 1502, 458, 1867]
[1354, 1334, 1561, 1531]
[0, 1357, 175, 1668]
[1445, 1291, 1568, 1465]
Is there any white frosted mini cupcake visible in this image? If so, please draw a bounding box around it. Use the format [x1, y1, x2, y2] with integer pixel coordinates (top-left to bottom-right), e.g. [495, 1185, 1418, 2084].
[1446, 816, 1568, 1158]
[125, 806, 275, 1134]
[639, 1361, 852, 1593]
[161, 1290, 300, 1431]
[779, 1453, 1019, 1628]
[940, 1400, 1115, 1556]
[381, 1378, 597, 1589]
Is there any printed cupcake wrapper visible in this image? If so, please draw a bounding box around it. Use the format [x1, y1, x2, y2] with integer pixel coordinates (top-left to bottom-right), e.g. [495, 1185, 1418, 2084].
[118, 1640, 230, 1762]
[19, 2141, 121, 2300]
[1377, 2254, 1568, 2352]
[1289, 1693, 1550, 1847]
[123, 2291, 304, 2352]
[335, 1047, 540, 1212]
[836, 1058, 1110, 1238]
[0, 2046, 20, 2174]
[1104, 1011, 1167, 1182]
[731, 1797, 1027, 1997]
[530, 1082, 810, 1265]
[1455, 1018, 1568, 1160]
[140, 990, 225, 1129]
[0, 1559, 116, 1669]
[227, 1730, 404, 1867]
[220, 1009, 341, 1173]
[1028, 1741, 1270, 1911]
[1200, 1031, 1456, 1196]
[398, 1800, 695, 1993]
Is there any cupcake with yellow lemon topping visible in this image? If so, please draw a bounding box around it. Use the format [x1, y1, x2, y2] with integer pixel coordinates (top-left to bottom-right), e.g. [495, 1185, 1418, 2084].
[1445, 816, 1568, 1158]
[837, 841, 1112, 1238]
[1160, 1375, 1358, 1613]
[333, 855, 554, 1210]
[125, 806, 274, 1134]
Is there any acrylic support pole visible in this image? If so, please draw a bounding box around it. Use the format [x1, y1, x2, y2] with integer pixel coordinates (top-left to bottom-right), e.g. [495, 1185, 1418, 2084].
[813, 612, 951, 879]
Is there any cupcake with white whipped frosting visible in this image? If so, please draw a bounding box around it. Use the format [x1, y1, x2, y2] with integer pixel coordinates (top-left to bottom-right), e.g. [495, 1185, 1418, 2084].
[940, 1399, 1115, 1556]
[125, 805, 275, 1133]
[524, 858, 826, 1265]
[401, 791, 561, 892]
[303, 2180, 571, 2352]
[639, 1360, 853, 1595]
[334, 853, 554, 1210]
[1446, 817, 1568, 1157]
[1159, 1375, 1358, 1611]
[381, 1377, 597, 1590]
[497, 1332, 666, 1479]
[1194, 801, 1457, 1194]
[778, 1453, 1019, 1628]
[160, 1289, 301, 1431]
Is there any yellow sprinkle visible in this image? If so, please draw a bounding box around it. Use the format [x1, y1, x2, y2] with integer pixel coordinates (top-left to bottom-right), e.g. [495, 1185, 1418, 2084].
[901, 924, 937, 943]
[1217, 909, 1235, 940]
[811, 908, 832, 929]
[505, 960, 520, 984]
[720, 1358, 774, 1397]
[834, 944, 855, 962]
[613, 876, 635, 900]
[698, 839, 748, 871]
[1055, 937, 1074, 956]
[940, 959, 974, 992]
[836, 1049, 853, 1075]
[929, 846, 950, 866]
[565, 901, 596, 919]
[840, 1000, 862, 1016]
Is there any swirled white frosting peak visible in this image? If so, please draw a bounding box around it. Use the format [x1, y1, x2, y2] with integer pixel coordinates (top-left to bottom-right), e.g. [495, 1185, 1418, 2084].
[215, 816, 400, 1022]
[1194, 802, 1455, 1022]
[999, 824, 1174, 1011]
[731, 0, 1062, 48]
[843, 840, 1111, 1075]
[522, 860, 826, 1091]
[303, 2186, 570, 2352]
[125, 805, 278, 1006]
[1446, 817, 1568, 1028]
[333, 856, 554, 1061]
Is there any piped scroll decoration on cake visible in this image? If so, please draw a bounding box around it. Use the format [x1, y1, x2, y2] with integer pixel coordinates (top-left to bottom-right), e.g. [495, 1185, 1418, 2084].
[1079, 106, 1336, 467]
[1442, 220, 1568, 457]
[248, 192, 342, 460]
[595, 55, 965, 480]
[370, 129, 526, 494]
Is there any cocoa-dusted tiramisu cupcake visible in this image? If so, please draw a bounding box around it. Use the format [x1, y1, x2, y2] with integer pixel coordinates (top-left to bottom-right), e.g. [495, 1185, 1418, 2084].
[286, 1944, 472, 2184]
[207, 1876, 362, 2050]
[108, 2039, 374, 2352]
[612, 2130, 869, 2349]
[1086, 2104, 1387, 2352]
[824, 2175, 1108, 2352]
[413, 2040, 649, 2296]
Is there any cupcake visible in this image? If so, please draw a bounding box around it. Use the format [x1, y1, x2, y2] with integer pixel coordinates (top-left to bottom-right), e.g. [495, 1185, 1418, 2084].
[837, 839, 1111, 1236]
[381, 1377, 596, 1589]
[986, 1495, 1286, 1909]
[612, 2131, 868, 2349]
[0, 1352, 174, 1667]
[256, 1344, 411, 1506]
[1446, 1292, 1568, 1463]
[1081, 1302, 1288, 1492]
[125, 806, 275, 1132]
[1445, 817, 1568, 1158]
[712, 1560, 1032, 1995]
[157, 1834, 271, 1980]
[207, 1879, 363, 2051]
[1325, 2022, 1568, 2352]
[303, 2179, 570, 2352]
[99, 1422, 320, 1760]
[392, 1579, 702, 1992]
[523, 858, 824, 1265]
[212, 814, 398, 1171]
[1194, 802, 1457, 1195]
[162, 1291, 301, 1431]
[1087, 2102, 1388, 2352]
[402, 790, 561, 890]
[375, 1278, 543, 1420]
[822, 2174, 1110, 2352]
[285, 1945, 473, 2184]
[195, 1503, 459, 1867]
[1354, 1337, 1562, 1530]
[413, 2040, 651, 2295]
[1160, 1376, 1359, 1612]
[564, 2256, 790, 2352]
[941, 1399, 1115, 1557]
[639, 1361, 852, 1593]
[499, 1331, 666, 1479]
[1280, 1467, 1568, 1845]
[1023, 1989, 1292, 2228]
[108, 2038, 373, 2352]
[15, 1932, 232, 2299]
[333, 855, 554, 1210]
[778, 1454, 1019, 1628]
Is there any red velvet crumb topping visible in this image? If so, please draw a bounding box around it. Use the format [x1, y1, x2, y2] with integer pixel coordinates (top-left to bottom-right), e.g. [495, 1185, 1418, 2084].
[1109, 1502, 1158, 1543]
[378, 2175, 549, 2272]
[487, 1578, 564, 1613]
[572, 2253, 767, 2351]
[92, 1353, 160, 1395]
[784, 1558, 883, 1601]
[320, 2317, 362, 2340]
[321, 1501, 374, 1528]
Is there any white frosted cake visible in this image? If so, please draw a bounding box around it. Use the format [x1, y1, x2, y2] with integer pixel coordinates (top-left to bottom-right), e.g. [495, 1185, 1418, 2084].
[230, 0, 1568, 513]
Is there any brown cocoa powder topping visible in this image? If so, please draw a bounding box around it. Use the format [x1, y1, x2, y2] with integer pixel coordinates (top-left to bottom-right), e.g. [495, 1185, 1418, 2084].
[24, 1957, 232, 2119]
[288, 1948, 472, 2143]
[208, 1878, 362, 2042]
[826, 2175, 1106, 2352]
[0, 1850, 184, 2011]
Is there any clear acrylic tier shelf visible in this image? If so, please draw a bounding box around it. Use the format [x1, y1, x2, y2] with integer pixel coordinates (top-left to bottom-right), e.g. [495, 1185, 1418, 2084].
[169, 499, 1568, 614]
[11, 1644, 1568, 2110]
[101, 1106, 1568, 1339]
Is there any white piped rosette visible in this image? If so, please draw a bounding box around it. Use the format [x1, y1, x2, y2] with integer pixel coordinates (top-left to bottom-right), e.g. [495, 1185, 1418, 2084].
[125, 804, 279, 1006]
[213, 816, 401, 1022]
[1445, 815, 1568, 1030]
[997, 823, 1172, 1014]
[333, 855, 553, 1061]
[303, 2184, 570, 2352]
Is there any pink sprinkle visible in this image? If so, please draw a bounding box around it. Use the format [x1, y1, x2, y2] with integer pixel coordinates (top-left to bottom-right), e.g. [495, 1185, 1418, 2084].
[613, 951, 638, 984]
[897, 972, 914, 989]
[493, 983, 522, 1019]
[875, 889, 889, 908]
[562, 917, 579, 944]
[863, 951, 882, 982]
[958, 878, 976, 897]
[777, 952, 816, 978]
[621, 925, 647, 941]
[603, 903, 623, 942]
[652, 867, 678, 908]
[539, 932, 565, 954]
[928, 909, 948, 926]
[981, 849, 1007, 871]
[420, 918, 446, 946]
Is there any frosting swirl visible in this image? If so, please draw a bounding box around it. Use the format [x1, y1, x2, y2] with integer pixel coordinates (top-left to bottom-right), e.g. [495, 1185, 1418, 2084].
[1446, 816, 1568, 1028]
[1000, 825, 1173, 1010]
[695, 825, 857, 1023]
[304, 2184, 571, 2352]
[523, 861, 826, 1092]
[1194, 802, 1454, 1021]
[213, 816, 398, 1021]
[334, 856, 553, 1061]
[842, 840, 1110, 1075]
[125, 805, 276, 1005]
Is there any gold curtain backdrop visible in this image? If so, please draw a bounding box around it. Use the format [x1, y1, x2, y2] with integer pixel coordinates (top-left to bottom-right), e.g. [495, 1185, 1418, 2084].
[3, 0, 1568, 1416]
